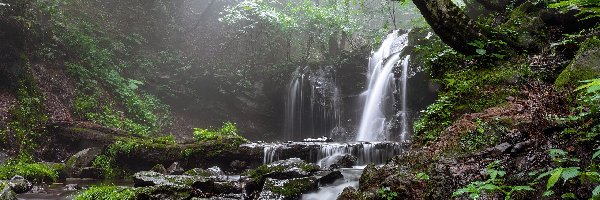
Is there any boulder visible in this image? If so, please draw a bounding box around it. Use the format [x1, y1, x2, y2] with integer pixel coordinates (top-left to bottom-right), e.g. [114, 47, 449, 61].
[133, 171, 200, 188]
[244, 158, 319, 196]
[258, 177, 318, 200]
[315, 170, 344, 186]
[79, 167, 104, 179]
[167, 162, 185, 175]
[0, 181, 16, 200]
[150, 164, 167, 174]
[184, 166, 226, 182]
[230, 160, 249, 173]
[65, 148, 102, 178]
[63, 184, 81, 191]
[7, 175, 32, 194]
[555, 37, 600, 90]
[318, 154, 357, 169]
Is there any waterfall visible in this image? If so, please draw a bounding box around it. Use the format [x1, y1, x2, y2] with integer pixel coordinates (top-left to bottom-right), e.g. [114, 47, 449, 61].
[356, 31, 410, 141]
[400, 56, 411, 142]
[259, 142, 405, 166]
[284, 66, 342, 141]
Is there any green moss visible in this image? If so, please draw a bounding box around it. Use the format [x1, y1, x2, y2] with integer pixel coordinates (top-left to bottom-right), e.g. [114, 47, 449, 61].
[555, 37, 600, 90]
[74, 186, 138, 200]
[267, 177, 316, 197]
[414, 65, 526, 144]
[0, 158, 59, 183]
[457, 118, 503, 153]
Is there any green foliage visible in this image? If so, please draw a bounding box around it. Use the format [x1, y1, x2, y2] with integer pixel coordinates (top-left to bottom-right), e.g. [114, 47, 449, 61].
[193, 122, 249, 146]
[458, 118, 503, 152]
[534, 149, 600, 198]
[0, 157, 59, 183]
[33, 0, 172, 136]
[453, 161, 534, 200]
[74, 186, 138, 200]
[416, 172, 430, 180]
[413, 65, 526, 143]
[92, 155, 114, 178]
[377, 186, 399, 200]
[556, 78, 600, 140]
[549, 0, 600, 22]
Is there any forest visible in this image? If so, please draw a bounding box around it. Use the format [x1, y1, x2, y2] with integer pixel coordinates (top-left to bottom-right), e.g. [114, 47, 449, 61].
[0, 0, 598, 199]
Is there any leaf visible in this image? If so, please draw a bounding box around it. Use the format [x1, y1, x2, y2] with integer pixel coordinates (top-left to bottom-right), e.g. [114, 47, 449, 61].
[544, 190, 555, 197]
[561, 193, 576, 199]
[560, 167, 580, 183]
[547, 168, 563, 190]
[593, 148, 600, 160]
[476, 48, 487, 55]
[593, 185, 600, 197]
[511, 186, 534, 192]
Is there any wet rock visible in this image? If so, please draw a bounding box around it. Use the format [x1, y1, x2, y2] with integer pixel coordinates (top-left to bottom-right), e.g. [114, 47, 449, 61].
[315, 170, 343, 186]
[65, 148, 102, 178]
[167, 162, 185, 175]
[0, 181, 17, 200]
[63, 184, 81, 191]
[133, 171, 200, 188]
[229, 160, 249, 173]
[511, 140, 533, 154]
[193, 181, 243, 195]
[8, 175, 32, 194]
[80, 167, 104, 179]
[150, 164, 167, 174]
[258, 177, 318, 200]
[184, 167, 226, 182]
[486, 142, 512, 156]
[333, 154, 357, 169]
[358, 164, 377, 191]
[29, 185, 45, 193]
[337, 186, 359, 200]
[244, 158, 319, 196]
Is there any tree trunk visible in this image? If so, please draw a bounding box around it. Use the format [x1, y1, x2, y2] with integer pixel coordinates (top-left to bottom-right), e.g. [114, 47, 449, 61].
[411, 0, 490, 55]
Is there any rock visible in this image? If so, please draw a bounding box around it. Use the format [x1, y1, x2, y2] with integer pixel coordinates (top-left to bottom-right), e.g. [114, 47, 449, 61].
[8, 175, 32, 194]
[133, 171, 201, 188]
[0, 182, 17, 200]
[167, 162, 184, 175]
[244, 158, 319, 196]
[555, 37, 600, 90]
[315, 170, 343, 186]
[258, 177, 318, 200]
[192, 181, 242, 195]
[150, 164, 167, 174]
[318, 154, 356, 169]
[358, 164, 377, 191]
[486, 142, 512, 156]
[29, 185, 45, 193]
[65, 148, 102, 178]
[229, 160, 249, 173]
[184, 167, 226, 182]
[63, 184, 81, 191]
[80, 167, 104, 179]
[0, 153, 8, 164]
[337, 186, 359, 200]
[511, 140, 533, 154]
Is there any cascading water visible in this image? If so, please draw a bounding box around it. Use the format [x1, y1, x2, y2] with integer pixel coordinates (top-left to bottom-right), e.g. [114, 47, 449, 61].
[357, 31, 411, 141]
[284, 66, 342, 141]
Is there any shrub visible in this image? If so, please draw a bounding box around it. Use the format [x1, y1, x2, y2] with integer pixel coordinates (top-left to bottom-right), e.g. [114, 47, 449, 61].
[0, 158, 59, 183]
[193, 122, 249, 145]
[74, 186, 138, 200]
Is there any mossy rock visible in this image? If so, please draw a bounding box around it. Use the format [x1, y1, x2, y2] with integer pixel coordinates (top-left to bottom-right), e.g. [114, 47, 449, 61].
[0, 181, 16, 200]
[501, 2, 547, 51]
[258, 177, 318, 199]
[555, 37, 600, 90]
[65, 148, 102, 178]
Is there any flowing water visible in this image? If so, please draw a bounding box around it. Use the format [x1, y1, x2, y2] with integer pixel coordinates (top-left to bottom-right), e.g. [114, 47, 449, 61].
[357, 31, 410, 142]
[284, 66, 342, 141]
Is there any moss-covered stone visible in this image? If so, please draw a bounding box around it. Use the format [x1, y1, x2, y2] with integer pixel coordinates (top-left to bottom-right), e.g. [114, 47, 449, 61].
[0, 181, 17, 200]
[259, 177, 318, 199]
[555, 37, 600, 90]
